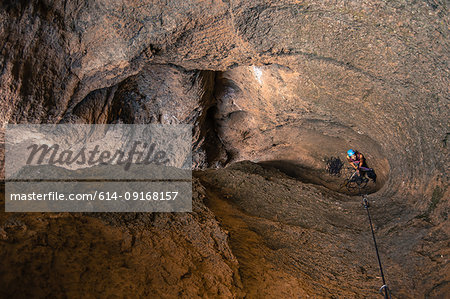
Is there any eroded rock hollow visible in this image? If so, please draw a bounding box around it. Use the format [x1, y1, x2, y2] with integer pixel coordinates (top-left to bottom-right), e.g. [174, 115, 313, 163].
[1, 1, 448, 298]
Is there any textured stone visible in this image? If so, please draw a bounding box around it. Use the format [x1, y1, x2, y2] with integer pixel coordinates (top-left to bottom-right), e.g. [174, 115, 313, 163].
[0, 179, 243, 298]
[197, 161, 449, 298]
[0, 0, 448, 298]
[61, 64, 218, 168]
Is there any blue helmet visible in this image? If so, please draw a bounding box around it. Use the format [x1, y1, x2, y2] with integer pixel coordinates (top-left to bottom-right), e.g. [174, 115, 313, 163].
[347, 149, 355, 156]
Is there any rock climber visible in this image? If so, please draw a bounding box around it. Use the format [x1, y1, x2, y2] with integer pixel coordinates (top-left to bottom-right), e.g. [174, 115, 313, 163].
[346, 149, 377, 183]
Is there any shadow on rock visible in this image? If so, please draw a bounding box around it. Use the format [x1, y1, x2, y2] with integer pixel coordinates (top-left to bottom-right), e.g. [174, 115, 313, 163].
[258, 160, 381, 195]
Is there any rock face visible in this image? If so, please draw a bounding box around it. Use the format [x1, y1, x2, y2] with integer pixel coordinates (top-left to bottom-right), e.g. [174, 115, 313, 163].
[196, 162, 426, 298]
[1, 0, 447, 186]
[0, 179, 243, 298]
[196, 162, 448, 298]
[61, 64, 218, 168]
[213, 65, 392, 193]
[0, 0, 448, 298]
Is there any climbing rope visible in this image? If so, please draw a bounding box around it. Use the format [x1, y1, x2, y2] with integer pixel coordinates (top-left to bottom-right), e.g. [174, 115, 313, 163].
[362, 195, 392, 299]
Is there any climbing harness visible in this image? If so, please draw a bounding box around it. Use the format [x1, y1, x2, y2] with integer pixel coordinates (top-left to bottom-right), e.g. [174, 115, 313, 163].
[362, 195, 392, 299]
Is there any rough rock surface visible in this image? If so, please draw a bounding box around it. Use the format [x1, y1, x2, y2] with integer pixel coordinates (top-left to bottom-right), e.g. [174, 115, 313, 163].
[61, 64, 218, 168]
[197, 162, 449, 298]
[0, 0, 448, 298]
[0, 179, 243, 298]
[1, 0, 447, 187]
